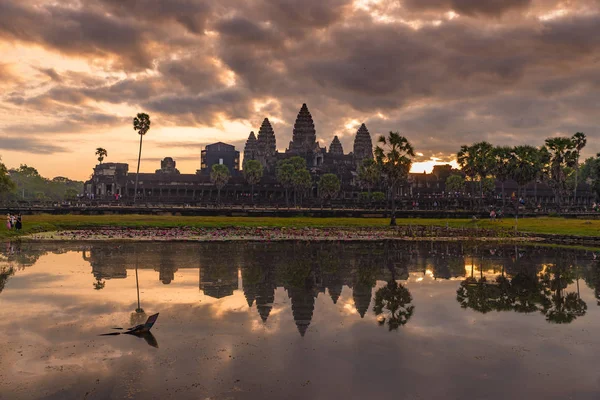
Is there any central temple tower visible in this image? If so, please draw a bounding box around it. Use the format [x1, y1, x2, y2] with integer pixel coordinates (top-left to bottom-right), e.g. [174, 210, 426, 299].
[287, 103, 318, 155]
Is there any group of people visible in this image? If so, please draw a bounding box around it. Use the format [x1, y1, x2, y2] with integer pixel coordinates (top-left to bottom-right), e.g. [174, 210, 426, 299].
[6, 213, 22, 230]
[489, 209, 504, 220]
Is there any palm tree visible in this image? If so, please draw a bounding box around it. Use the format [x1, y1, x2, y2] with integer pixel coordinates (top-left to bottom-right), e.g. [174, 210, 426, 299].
[511, 145, 540, 198]
[543, 137, 577, 211]
[210, 164, 230, 204]
[242, 160, 263, 204]
[458, 142, 494, 207]
[276, 161, 294, 207]
[293, 168, 312, 207]
[457, 145, 478, 198]
[373, 280, 414, 330]
[95, 148, 107, 164]
[357, 158, 381, 202]
[571, 132, 586, 202]
[93, 278, 105, 290]
[318, 173, 341, 206]
[375, 132, 415, 226]
[133, 113, 151, 203]
[492, 146, 513, 209]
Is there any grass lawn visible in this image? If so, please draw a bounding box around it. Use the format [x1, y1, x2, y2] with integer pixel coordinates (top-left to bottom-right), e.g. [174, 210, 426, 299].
[0, 214, 598, 239]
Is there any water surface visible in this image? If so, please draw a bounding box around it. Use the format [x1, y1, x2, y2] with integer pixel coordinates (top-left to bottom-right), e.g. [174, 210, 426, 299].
[1, 241, 599, 399]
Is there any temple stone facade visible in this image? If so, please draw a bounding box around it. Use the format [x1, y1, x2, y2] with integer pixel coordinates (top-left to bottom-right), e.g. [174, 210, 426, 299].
[242, 103, 375, 180]
[156, 157, 180, 174]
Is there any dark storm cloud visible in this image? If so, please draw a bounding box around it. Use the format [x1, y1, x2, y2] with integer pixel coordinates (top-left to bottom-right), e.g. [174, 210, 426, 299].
[0, 0, 599, 160]
[144, 88, 254, 125]
[1, 113, 127, 135]
[215, 17, 281, 47]
[0, 136, 67, 154]
[35, 67, 63, 83]
[402, 0, 532, 16]
[96, 0, 211, 34]
[0, 1, 152, 70]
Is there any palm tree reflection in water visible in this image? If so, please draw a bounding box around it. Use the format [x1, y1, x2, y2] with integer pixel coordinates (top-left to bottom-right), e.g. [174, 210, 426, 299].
[456, 250, 588, 324]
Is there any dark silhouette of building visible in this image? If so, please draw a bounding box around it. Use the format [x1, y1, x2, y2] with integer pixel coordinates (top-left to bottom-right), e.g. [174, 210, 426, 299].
[200, 142, 240, 175]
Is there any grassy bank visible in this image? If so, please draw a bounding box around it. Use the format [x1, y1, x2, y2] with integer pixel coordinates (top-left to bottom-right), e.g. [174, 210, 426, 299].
[1, 214, 598, 239]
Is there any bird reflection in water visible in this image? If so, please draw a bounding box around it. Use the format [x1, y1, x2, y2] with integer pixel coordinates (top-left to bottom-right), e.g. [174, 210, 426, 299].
[100, 313, 160, 348]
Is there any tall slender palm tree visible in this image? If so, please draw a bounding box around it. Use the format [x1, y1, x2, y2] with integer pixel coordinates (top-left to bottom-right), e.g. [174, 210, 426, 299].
[133, 113, 151, 203]
[95, 148, 107, 164]
[571, 132, 587, 202]
[544, 137, 577, 211]
[492, 146, 513, 209]
[357, 158, 381, 203]
[242, 160, 263, 204]
[457, 142, 494, 208]
[210, 164, 230, 204]
[375, 132, 415, 226]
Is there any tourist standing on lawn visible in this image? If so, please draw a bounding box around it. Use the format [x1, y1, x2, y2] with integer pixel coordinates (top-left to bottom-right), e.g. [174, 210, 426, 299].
[15, 214, 22, 230]
[6, 213, 11, 230]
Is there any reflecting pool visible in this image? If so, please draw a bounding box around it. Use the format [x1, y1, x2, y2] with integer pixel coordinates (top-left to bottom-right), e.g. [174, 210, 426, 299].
[1, 241, 600, 399]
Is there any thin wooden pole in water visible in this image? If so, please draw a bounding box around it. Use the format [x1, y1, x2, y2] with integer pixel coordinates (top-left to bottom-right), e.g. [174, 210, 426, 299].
[135, 250, 142, 313]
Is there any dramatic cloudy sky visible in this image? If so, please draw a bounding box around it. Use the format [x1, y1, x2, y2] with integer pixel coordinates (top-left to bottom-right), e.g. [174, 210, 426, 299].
[0, 0, 598, 180]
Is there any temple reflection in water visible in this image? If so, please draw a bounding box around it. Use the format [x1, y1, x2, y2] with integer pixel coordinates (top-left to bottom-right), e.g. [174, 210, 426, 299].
[2, 241, 600, 334]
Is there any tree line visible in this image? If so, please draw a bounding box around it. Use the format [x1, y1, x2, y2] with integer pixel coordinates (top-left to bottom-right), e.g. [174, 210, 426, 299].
[0, 163, 84, 203]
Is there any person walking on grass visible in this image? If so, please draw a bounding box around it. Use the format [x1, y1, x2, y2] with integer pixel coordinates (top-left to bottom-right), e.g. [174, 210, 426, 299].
[15, 214, 22, 230]
[6, 213, 11, 230]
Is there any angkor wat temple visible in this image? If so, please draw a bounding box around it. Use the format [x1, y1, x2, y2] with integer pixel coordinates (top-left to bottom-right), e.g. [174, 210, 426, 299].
[85, 103, 383, 203]
[84, 103, 595, 206]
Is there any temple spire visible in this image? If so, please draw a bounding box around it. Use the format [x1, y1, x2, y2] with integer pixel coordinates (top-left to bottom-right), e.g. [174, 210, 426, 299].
[243, 131, 258, 164]
[353, 123, 373, 163]
[256, 118, 277, 171]
[329, 136, 344, 155]
[287, 103, 317, 154]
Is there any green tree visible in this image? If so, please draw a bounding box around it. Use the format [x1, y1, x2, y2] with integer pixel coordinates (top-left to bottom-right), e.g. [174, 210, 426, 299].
[276, 157, 310, 207]
[64, 188, 79, 200]
[133, 113, 151, 203]
[571, 132, 586, 201]
[95, 148, 107, 164]
[543, 137, 577, 210]
[210, 164, 230, 204]
[276, 161, 295, 207]
[493, 146, 514, 208]
[373, 279, 414, 330]
[318, 173, 340, 205]
[293, 168, 312, 207]
[357, 158, 380, 200]
[445, 174, 465, 194]
[457, 145, 478, 200]
[540, 264, 587, 324]
[242, 160, 263, 204]
[457, 142, 494, 206]
[511, 145, 540, 198]
[0, 159, 15, 200]
[0, 265, 15, 294]
[375, 132, 415, 226]
[93, 278, 106, 290]
[588, 154, 600, 200]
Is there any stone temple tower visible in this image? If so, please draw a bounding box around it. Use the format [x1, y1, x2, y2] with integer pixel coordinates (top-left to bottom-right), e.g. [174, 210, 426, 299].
[243, 131, 258, 165]
[328, 136, 344, 155]
[256, 118, 277, 171]
[353, 123, 373, 165]
[287, 103, 318, 155]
